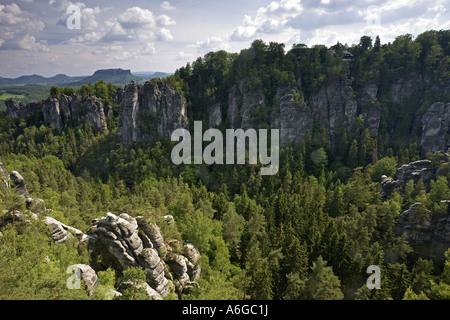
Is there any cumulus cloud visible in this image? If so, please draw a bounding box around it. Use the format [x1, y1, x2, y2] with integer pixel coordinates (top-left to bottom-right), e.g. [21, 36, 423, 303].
[54, 1, 101, 30]
[160, 1, 175, 11]
[231, 0, 303, 40]
[69, 6, 176, 44]
[0, 3, 48, 51]
[175, 51, 194, 61]
[189, 35, 230, 52]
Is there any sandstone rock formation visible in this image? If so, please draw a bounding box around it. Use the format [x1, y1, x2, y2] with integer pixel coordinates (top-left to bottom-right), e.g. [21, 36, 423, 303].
[380, 160, 437, 200]
[270, 85, 313, 146]
[0, 162, 201, 300]
[68, 264, 100, 296]
[225, 77, 358, 152]
[117, 279, 162, 300]
[394, 203, 433, 245]
[5, 99, 40, 119]
[309, 76, 358, 153]
[118, 80, 188, 145]
[395, 202, 450, 249]
[358, 81, 381, 136]
[421, 102, 450, 155]
[5, 94, 109, 133]
[0, 162, 9, 188]
[43, 216, 88, 244]
[87, 212, 201, 299]
[9, 171, 29, 198]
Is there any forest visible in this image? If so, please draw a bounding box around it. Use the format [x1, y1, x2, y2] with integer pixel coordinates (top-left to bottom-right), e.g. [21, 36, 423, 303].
[0, 29, 450, 300]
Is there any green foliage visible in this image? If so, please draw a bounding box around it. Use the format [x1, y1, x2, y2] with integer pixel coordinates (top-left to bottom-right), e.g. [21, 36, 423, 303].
[370, 157, 397, 182]
[304, 256, 344, 300]
[1, 29, 450, 301]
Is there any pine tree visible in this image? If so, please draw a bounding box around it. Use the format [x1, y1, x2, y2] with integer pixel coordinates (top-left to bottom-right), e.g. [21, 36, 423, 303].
[305, 256, 344, 300]
[245, 241, 273, 300]
[347, 139, 359, 168]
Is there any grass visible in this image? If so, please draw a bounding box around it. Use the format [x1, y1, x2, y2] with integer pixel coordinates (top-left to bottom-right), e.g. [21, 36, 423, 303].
[0, 93, 26, 101]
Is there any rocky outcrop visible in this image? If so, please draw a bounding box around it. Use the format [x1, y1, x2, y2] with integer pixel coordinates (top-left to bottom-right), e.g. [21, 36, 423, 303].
[421, 102, 450, 155]
[207, 97, 223, 129]
[117, 280, 163, 300]
[87, 212, 201, 299]
[380, 175, 403, 201]
[43, 216, 88, 244]
[395, 203, 433, 245]
[5, 94, 109, 133]
[5, 99, 40, 119]
[0, 162, 9, 188]
[309, 76, 358, 153]
[395, 202, 450, 248]
[0, 162, 201, 300]
[227, 80, 268, 130]
[380, 159, 438, 200]
[9, 171, 29, 198]
[118, 80, 188, 145]
[271, 85, 313, 146]
[68, 264, 100, 296]
[224, 77, 357, 151]
[358, 81, 381, 136]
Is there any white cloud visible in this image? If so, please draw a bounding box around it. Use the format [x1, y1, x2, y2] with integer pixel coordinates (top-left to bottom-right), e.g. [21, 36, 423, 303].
[118, 6, 156, 28]
[189, 35, 230, 52]
[156, 14, 176, 27]
[160, 1, 175, 11]
[54, 1, 101, 30]
[175, 51, 194, 61]
[69, 6, 176, 44]
[0, 3, 47, 51]
[231, 0, 303, 40]
[18, 34, 49, 52]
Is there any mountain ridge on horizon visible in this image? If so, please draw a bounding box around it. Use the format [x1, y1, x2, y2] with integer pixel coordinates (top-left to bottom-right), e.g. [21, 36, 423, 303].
[0, 68, 173, 87]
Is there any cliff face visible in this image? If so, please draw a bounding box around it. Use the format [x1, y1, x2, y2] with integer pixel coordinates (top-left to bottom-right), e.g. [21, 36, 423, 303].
[224, 77, 357, 151]
[421, 102, 450, 154]
[309, 76, 358, 153]
[5, 94, 109, 133]
[270, 85, 313, 146]
[218, 73, 449, 155]
[4, 71, 448, 154]
[118, 81, 188, 145]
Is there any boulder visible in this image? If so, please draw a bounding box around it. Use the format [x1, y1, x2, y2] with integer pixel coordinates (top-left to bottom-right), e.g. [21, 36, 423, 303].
[9, 171, 29, 198]
[69, 264, 100, 296]
[117, 280, 163, 300]
[43, 216, 88, 244]
[0, 162, 9, 188]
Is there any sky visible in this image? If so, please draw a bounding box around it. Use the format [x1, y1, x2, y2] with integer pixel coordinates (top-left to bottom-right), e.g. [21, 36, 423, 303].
[0, 0, 449, 78]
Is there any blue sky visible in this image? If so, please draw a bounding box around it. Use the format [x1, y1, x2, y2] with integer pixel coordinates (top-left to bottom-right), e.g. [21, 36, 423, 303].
[0, 0, 449, 77]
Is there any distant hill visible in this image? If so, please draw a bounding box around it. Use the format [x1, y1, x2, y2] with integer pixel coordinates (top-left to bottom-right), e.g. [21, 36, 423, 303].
[133, 71, 173, 80]
[72, 68, 143, 86]
[0, 69, 150, 87]
[0, 74, 85, 86]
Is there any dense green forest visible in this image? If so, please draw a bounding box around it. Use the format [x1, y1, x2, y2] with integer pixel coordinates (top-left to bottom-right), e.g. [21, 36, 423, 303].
[1, 30, 450, 300]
